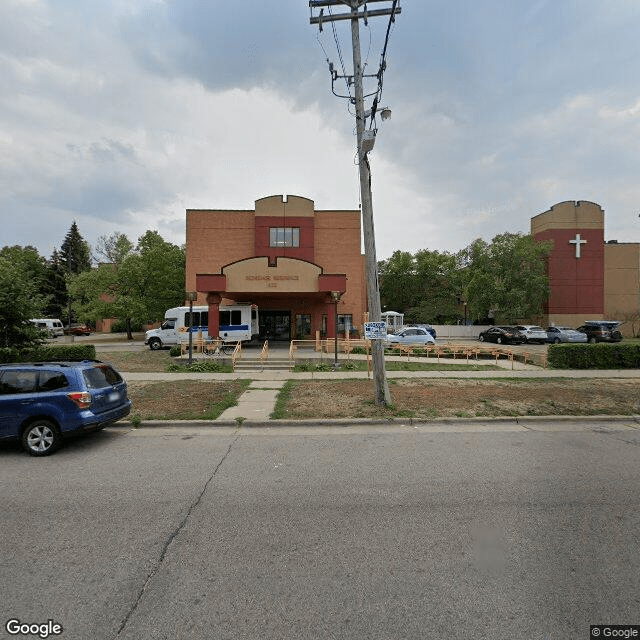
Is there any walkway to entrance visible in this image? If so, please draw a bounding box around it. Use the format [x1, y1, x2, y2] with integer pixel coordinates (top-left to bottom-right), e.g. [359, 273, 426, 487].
[217, 380, 285, 422]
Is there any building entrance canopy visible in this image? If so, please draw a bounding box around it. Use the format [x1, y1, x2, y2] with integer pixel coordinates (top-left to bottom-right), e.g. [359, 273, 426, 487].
[196, 256, 346, 296]
[196, 256, 347, 340]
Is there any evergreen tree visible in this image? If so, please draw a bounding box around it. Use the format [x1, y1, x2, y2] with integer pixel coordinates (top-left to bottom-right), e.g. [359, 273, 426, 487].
[60, 221, 92, 274]
[45, 249, 69, 318]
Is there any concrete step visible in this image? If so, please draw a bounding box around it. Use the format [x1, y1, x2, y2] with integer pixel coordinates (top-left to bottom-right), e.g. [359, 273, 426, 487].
[234, 358, 291, 371]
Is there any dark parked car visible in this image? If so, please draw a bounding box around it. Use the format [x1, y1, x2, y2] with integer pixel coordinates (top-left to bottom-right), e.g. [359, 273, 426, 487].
[478, 326, 527, 345]
[63, 323, 92, 336]
[0, 361, 131, 456]
[576, 321, 623, 343]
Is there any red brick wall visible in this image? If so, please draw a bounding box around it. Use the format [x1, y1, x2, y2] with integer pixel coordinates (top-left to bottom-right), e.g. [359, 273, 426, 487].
[254, 216, 315, 263]
[535, 228, 604, 314]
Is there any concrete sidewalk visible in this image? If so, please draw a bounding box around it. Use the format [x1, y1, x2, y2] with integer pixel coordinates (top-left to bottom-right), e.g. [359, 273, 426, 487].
[217, 380, 285, 422]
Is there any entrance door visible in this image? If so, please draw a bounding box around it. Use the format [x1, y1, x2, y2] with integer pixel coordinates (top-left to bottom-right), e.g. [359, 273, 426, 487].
[259, 311, 291, 341]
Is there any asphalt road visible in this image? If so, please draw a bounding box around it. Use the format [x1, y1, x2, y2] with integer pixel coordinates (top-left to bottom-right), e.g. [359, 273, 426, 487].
[1, 422, 639, 640]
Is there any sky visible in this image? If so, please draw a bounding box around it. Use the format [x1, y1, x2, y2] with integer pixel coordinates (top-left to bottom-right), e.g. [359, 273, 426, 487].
[2, 0, 640, 262]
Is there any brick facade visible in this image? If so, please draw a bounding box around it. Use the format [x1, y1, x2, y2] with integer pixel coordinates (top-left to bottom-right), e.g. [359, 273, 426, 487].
[186, 195, 366, 341]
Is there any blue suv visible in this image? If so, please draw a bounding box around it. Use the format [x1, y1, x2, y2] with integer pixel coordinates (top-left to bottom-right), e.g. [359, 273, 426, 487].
[0, 361, 131, 456]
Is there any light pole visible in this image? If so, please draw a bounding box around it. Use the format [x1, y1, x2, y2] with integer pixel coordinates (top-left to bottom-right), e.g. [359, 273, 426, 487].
[331, 291, 342, 368]
[186, 291, 198, 365]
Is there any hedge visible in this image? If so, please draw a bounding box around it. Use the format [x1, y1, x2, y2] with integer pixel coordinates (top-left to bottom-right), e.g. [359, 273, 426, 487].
[548, 343, 640, 369]
[0, 344, 96, 363]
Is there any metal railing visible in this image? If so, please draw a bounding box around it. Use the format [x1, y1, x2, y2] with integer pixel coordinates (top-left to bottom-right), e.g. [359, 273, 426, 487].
[231, 341, 242, 371]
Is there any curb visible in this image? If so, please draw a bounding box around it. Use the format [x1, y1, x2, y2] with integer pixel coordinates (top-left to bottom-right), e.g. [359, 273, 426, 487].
[117, 415, 640, 429]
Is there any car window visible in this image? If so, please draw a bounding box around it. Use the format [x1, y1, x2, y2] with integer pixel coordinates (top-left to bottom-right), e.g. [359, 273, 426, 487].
[39, 370, 70, 392]
[0, 370, 38, 394]
[82, 365, 123, 389]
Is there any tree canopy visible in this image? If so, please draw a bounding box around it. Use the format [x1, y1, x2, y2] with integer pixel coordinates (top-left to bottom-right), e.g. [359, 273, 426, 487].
[461, 233, 553, 324]
[69, 231, 185, 338]
[379, 233, 553, 325]
[379, 249, 462, 324]
[60, 221, 92, 274]
[0, 255, 47, 348]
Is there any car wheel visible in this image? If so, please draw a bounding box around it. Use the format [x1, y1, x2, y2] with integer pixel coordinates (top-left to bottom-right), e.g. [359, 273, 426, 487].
[149, 338, 162, 350]
[22, 420, 60, 456]
[589, 337, 597, 344]
[479, 335, 485, 342]
[497, 336, 503, 344]
[553, 338, 560, 344]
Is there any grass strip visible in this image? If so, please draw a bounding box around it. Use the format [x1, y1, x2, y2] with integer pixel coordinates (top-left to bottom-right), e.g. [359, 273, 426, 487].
[270, 380, 298, 419]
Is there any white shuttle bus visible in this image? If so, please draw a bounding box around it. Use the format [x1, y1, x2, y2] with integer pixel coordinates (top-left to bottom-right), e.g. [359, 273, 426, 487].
[144, 304, 259, 350]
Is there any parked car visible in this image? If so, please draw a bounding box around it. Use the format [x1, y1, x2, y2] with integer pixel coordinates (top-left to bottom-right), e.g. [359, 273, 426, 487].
[514, 325, 548, 344]
[412, 324, 437, 339]
[545, 326, 588, 344]
[30, 318, 64, 338]
[478, 326, 527, 345]
[576, 321, 623, 343]
[0, 360, 131, 456]
[63, 323, 92, 336]
[385, 327, 436, 346]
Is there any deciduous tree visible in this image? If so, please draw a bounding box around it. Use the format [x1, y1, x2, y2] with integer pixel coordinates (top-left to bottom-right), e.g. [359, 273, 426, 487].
[462, 233, 553, 324]
[69, 231, 185, 339]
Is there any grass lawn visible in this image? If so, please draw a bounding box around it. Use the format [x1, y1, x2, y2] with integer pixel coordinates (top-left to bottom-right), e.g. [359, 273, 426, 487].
[127, 379, 251, 421]
[271, 378, 640, 420]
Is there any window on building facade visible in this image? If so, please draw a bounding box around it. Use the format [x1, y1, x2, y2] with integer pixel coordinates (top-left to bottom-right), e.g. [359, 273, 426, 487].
[295, 314, 312, 339]
[337, 314, 353, 334]
[269, 227, 300, 247]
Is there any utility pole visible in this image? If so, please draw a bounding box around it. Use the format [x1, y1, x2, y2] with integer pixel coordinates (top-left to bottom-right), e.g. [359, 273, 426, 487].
[310, 0, 400, 406]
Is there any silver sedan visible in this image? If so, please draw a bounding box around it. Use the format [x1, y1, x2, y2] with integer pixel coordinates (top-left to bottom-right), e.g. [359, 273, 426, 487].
[385, 327, 436, 346]
[546, 326, 588, 344]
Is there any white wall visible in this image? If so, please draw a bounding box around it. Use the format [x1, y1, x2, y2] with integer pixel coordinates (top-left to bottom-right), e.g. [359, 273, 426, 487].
[430, 325, 492, 339]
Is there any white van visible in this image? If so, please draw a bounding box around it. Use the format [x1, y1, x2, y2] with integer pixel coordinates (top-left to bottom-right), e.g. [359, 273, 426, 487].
[144, 304, 259, 350]
[30, 318, 64, 338]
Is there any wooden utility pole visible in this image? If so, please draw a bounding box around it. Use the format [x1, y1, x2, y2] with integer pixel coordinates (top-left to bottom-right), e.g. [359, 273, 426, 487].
[310, 0, 400, 405]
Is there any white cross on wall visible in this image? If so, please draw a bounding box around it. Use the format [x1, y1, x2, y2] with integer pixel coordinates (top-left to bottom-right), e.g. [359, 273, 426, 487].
[569, 233, 587, 258]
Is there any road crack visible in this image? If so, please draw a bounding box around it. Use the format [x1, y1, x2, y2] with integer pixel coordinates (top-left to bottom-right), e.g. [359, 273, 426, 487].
[114, 428, 241, 638]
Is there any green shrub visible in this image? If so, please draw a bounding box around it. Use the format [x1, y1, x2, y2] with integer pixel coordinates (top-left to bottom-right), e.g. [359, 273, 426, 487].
[351, 346, 368, 355]
[0, 344, 96, 363]
[293, 362, 311, 372]
[548, 343, 640, 369]
[315, 362, 332, 372]
[169, 345, 182, 357]
[0, 347, 20, 363]
[165, 360, 233, 373]
[343, 361, 359, 370]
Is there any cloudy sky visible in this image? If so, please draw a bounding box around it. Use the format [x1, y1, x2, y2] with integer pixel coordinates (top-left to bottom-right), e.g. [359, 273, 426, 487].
[2, 0, 640, 261]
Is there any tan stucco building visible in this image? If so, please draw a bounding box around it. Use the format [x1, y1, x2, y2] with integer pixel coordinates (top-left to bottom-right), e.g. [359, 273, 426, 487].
[532, 200, 640, 336]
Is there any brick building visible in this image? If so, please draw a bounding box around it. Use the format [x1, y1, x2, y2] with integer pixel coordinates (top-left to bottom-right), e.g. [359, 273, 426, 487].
[531, 200, 640, 335]
[186, 195, 367, 341]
